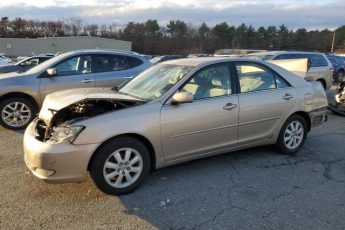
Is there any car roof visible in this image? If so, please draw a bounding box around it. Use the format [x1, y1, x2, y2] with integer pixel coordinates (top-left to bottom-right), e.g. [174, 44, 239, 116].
[248, 51, 325, 56]
[64, 49, 140, 56]
[163, 57, 265, 67]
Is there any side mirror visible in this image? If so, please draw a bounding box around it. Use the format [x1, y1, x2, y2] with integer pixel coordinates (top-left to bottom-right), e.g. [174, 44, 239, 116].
[46, 68, 57, 76]
[171, 92, 193, 105]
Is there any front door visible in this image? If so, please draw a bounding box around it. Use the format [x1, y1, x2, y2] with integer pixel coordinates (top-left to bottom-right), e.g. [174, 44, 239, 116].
[39, 55, 95, 102]
[161, 63, 239, 161]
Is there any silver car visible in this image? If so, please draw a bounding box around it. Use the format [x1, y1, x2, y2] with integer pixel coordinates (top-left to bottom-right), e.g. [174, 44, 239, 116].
[0, 49, 151, 130]
[23, 57, 328, 195]
[247, 51, 333, 90]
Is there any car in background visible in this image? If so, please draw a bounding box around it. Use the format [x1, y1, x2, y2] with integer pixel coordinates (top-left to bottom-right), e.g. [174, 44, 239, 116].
[0, 56, 52, 74]
[247, 51, 333, 90]
[0, 49, 151, 130]
[23, 57, 328, 195]
[187, 54, 211, 58]
[326, 54, 345, 82]
[0, 54, 12, 66]
[150, 55, 184, 64]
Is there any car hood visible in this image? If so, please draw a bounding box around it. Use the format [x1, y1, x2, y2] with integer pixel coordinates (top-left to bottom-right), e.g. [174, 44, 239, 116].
[0, 71, 27, 79]
[39, 87, 144, 126]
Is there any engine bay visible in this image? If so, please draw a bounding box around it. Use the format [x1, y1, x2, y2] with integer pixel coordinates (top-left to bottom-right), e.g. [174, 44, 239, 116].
[35, 99, 141, 142]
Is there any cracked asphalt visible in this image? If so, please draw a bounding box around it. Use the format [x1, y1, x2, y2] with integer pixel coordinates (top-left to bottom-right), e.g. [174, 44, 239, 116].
[1, 88, 345, 229]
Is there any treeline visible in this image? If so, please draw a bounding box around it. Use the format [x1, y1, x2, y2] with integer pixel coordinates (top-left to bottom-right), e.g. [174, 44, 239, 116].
[1, 17, 345, 55]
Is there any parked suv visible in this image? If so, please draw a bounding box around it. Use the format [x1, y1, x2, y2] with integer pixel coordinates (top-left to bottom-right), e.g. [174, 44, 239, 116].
[326, 54, 345, 82]
[247, 51, 333, 90]
[0, 55, 52, 74]
[0, 49, 151, 130]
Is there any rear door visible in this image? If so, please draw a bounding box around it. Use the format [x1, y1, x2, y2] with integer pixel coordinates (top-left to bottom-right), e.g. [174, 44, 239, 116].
[39, 54, 95, 101]
[93, 54, 143, 88]
[235, 61, 297, 145]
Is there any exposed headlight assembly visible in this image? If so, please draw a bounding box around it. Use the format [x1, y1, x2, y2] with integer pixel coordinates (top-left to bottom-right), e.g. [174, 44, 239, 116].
[47, 125, 85, 144]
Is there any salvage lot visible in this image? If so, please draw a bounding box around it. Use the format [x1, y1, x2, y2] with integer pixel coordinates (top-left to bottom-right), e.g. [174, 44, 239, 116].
[1, 88, 345, 229]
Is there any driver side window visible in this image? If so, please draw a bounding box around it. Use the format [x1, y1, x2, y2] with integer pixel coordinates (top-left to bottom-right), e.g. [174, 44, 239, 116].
[54, 55, 92, 76]
[181, 64, 232, 100]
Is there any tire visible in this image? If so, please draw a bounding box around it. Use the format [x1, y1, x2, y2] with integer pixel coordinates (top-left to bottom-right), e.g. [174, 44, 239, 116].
[335, 71, 344, 83]
[0, 97, 37, 130]
[90, 136, 151, 195]
[275, 115, 307, 155]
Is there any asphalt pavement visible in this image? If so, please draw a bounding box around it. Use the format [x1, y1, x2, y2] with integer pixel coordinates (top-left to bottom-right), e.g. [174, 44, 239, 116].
[0, 87, 344, 230]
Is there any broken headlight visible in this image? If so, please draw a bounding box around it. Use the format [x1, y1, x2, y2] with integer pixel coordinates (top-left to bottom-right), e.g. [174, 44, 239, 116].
[46, 125, 85, 144]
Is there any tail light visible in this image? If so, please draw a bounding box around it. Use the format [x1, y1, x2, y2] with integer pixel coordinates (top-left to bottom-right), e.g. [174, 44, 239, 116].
[330, 67, 335, 72]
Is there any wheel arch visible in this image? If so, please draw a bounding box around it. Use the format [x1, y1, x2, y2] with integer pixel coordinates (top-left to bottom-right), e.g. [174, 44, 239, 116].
[87, 133, 157, 172]
[0, 92, 39, 111]
[316, 78, 326, 89]
[289, 111, 311, 132]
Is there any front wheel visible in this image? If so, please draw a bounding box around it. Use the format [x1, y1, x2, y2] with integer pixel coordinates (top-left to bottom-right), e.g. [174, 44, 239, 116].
[90, 137, 151, 195]
[0, 97, 36, 130]
[275, 115, 307, 155]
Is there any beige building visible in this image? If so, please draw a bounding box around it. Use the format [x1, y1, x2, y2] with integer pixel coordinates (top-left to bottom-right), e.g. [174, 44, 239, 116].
[0, 36, 132, 57]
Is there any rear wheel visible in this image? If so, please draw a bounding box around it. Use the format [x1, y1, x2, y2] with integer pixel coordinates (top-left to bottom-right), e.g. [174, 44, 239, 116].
[90, 136, 151, 195]
[0, 97, 36, 130]
[275, 115, 307, 155]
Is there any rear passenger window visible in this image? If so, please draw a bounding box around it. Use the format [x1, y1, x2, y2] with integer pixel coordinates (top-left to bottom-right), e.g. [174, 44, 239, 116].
[309, 54, 328, 67]
[95, 55, 129, 73]
[126, 56, 143, 68]
[236, 63, 276, 93]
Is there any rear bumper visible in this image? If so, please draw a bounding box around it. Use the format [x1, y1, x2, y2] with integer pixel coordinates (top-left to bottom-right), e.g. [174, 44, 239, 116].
[309, 107, 328, 128]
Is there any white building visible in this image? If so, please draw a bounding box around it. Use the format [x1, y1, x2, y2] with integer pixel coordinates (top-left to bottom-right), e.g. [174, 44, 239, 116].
[0, 36, 132, 57]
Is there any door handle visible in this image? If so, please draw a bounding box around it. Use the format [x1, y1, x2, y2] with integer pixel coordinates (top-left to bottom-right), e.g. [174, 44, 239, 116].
[282, 94, 293, 100]
[81, 79, 94, 83]
[125, 76, 133, 79]
[223, 103, 237, 111]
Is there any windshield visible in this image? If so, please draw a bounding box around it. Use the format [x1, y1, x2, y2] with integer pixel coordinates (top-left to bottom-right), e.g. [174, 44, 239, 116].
[118, 64, 193, 100]
[24, 52, 69, 74]
[246, 54, 274, 61]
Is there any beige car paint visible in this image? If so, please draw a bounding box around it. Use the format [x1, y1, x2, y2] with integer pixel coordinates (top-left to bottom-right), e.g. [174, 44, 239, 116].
[23, 57, 328, 183]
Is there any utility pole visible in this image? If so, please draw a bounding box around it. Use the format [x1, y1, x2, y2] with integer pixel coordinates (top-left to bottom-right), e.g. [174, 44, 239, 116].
[331, 30, 336, 53]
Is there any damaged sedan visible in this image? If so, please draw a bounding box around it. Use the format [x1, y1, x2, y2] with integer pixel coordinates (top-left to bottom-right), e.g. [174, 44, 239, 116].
[24, 57, 328, 195]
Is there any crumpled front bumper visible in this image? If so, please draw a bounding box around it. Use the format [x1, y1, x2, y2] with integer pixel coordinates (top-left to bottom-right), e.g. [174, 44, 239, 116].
[23, 119, 99, 183]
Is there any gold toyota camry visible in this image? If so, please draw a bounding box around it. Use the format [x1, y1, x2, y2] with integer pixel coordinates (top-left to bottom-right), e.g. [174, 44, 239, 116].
[23, 57, 328, 195]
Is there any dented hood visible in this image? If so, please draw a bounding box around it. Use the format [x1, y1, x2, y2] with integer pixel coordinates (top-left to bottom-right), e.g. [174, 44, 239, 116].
[39, 87, 143, 125]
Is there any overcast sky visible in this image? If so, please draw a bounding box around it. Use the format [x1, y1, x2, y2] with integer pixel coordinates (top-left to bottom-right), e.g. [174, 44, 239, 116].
[0, 0, 344, 29]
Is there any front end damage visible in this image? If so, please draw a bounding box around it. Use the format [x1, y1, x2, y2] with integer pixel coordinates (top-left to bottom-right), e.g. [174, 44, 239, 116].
[35, 98, 143, 144]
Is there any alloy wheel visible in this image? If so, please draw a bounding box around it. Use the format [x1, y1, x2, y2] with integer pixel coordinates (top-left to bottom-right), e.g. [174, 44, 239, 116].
[1, 102, 32, 127]
[283, 120, 304, 150]
[103, 147, 143, 189]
